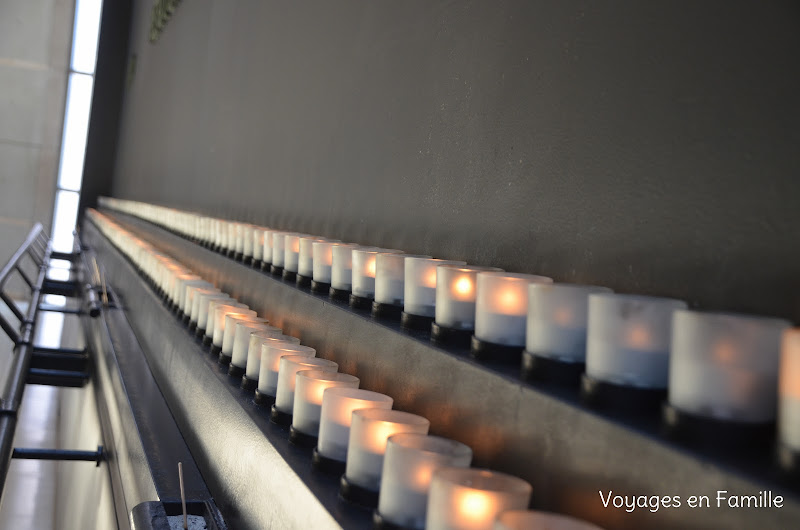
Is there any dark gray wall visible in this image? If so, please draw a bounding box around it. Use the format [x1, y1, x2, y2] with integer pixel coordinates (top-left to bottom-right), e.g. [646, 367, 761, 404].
[111, 1, 800, 322]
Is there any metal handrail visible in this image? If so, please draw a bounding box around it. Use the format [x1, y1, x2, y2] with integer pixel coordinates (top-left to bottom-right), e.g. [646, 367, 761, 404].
[0, 223, 51, 496]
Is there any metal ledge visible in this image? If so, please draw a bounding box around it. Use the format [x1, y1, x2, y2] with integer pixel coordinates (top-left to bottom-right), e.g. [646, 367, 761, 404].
[85, 212, 800, 529]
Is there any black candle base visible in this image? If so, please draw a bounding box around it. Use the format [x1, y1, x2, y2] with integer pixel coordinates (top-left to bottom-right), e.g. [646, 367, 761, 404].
[311, 280, 330, 294]
[580, 374, 666, 415]
[339, 474, 379, 508]
[241, 375, 258, 392]
[349, 294, 373, 310]
[311, 448, 346, 475]
[218, 352, 232, 365]
[195, 327, 206, 338]
[226, 249, 236, 259]
[211, 244, 221, 253]
[210, 344, 221, 356]
[228, 363, 245, 378]
[329, 287, 351, 302]
[777, 444, 800, 476]
[521, 351, 584, 386]
[373, 511, 416, 530]
[289, 426, 318, 448]
[296, 275, 312, 288]
[188, 322, 197, 333]
[470, 336, 524, 364]
[270, 265, 283, 276]
[371, 301, 402, 320]
[282, 269, 297, 282]
[400, 312, 434, 331]
[252, 259, 263, 269]
[430, 323, 473, 348]
[243, 256, 253, 266]
[662, 404, 773, 451]
[253, 389, 275, 406]
[202, 334, 212, 346]
[260, 261, 269, 271]
[270, 404, 292, 426]
[233, 252, 243, 262]
[181, 314, 190, 326]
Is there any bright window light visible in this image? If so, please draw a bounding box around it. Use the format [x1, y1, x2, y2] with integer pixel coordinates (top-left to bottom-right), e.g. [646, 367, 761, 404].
[70, 0, 104, 74]
[56, 73, 94, 192]
[51, 190, 81, 253]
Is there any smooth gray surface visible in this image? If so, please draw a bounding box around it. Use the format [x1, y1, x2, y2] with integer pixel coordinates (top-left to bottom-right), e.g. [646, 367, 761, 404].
[0, 0, 73, 267]
[111, 0, 800, 322]
[89, 209, 800, 530]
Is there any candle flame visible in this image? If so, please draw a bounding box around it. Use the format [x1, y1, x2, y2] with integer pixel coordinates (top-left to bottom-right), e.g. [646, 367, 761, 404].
[554, 307, 573, 326]
[714, 340, 737, 364]
[424, 268, 438, 288]
[626, 325, 651, 349]
[459, 490, 491, 519]
[291, 239, 300, 253]
[453, 276, 473, 297]
[367, 257, 376, 277]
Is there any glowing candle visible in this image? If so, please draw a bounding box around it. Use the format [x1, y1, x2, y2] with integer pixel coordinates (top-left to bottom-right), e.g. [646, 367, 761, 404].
[292, 371, 360, 439]
[434, 266, 503, 332]
[426, 468, 532, 530]
[780, 329, 800, 452]
[257, 344, 317, 399]
[244, 333, 300, 384]
[271, 232, 288, 269]
[283, 233, 310, 275]
[374, 253, 431, 308]
[273, 356, 338, 416]
[344, 410, 430, 499]
[298, 236, 337, 283]
[252, 227, 266, 263]
[330, 243, 361, 294]
[313, 241, 351, 287]
[669, 310, 789, 423]
[495, 510, 603, 530]
[404, 257, 467, 318]
[262, 229, 280, 266]
[474, 272, 553, 350]
[176, 278, 210, 314]
[377, 434, 472, 529]
[352, 248, 403, 300]
[205, 301, 251, 343]
[230, 321, 283, 371]
[214, 311, 261, 350]
[586, 294, 687, 389]
[184, 286, 219, 324]
[241, 224, 255, 262]
[316, 388, 393, 464]
[195, 294, 234, 333]
[526, 283, 612, 363]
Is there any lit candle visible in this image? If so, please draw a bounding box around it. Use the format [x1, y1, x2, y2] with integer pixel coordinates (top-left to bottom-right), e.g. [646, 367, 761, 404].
[426, 468, 532, 530]
[374, 253, 431, 316]
[176, 278, 211, 315]
[780, 329, 800, 454]
[241, 224, 255, 263]
[205, 301, 251, 345]
[329, 243, 361, 298]
[261, 228, 279, 268]
[586, 293, 687, 389]
[402, 257, 467, 329]
[252, 226, 266, 265]
[214, 311, 261, 352]
[256, 344, 317, 401]
[433, 266, 503, 344]
[315, 388, 393, 470]
[243, 333, 300, 389]
[495, 510, 603, 530]
[195, 293, 234, 335]
[473, 272, 552, 362]
[291, 371, 360, 443]
[220, 315, 269, 358]
[377, 434, 472, 530]
[351, 248, 403, 302]
[270, 231, 292, 273]
[229, 321, 283, 373]
[342, 409, 430, 506]
[668, 310, 789, 423]
[184, 286, 219, 326]
[527, 283, 612, 362]
[272, 356, 338, 423]
[282, 233, 310, 279]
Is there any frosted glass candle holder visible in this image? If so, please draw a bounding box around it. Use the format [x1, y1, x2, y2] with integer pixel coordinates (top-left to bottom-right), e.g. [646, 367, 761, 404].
[184, 286, 219, 324]
[298, 237, 337, 284]
[230, 321, 282, 372]
[255, 344, 316, 404]
[262, 229, 279, 266]
[375, 253, 428, 307]
[213, 311, 261, 351]
[220, 315, 268, 357]
[243, 333, 300, 388]
[523, 283, 612, 384]
[195, 294, 233, 332]
[205, 302, 251, 345]
[271, 356, 338, 424]
[495, 511, 603, 530]
[780, 329, 800, 462]
[291, 371, 360, 445]
[342, 409, 430, 507]
[432, 266, 503, 346]
[252, 227, 266, 263]
[315, 388, 393, 472]
[352, 248, 403, 301]
[241, 224, 254, 261]
[271, 231, 288, 270]
[668, 310, 790, 424]
[472, 272, 553, 363]
[282, 233, 309, 278]
[176, 278, 210, 314]
[313, 241, 353, 290]
[426, 468, 532, 530]
[377, 434, 472, 530]
[330, 243, 361, 295]
[402, 258, 467, 329]
[585, 293, 687, 389]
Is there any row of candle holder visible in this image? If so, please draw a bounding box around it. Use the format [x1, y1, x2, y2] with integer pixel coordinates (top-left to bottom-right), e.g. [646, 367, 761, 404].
[98, 197, 800, 471]
[87, 208, 602, 530]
